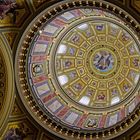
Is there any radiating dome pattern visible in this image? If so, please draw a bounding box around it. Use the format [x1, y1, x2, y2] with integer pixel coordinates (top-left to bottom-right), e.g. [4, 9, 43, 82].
[27, 8, 140, 130]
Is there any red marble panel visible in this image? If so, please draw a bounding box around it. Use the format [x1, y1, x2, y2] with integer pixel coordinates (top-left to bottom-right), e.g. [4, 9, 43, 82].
[71, 9, 84, 17]
[77, 114, 88, 127]
[119, 107, 125, 120]
[42, 93, 56, 103]
[56, 107, 69, 118]
[33, 75, 48, 83]
[52, 18, 66, 26]
[32, 55, 47, 62]
[38, 35, 53, 42]
[98, 114, 107, 128]
[135, 95, 140, 105]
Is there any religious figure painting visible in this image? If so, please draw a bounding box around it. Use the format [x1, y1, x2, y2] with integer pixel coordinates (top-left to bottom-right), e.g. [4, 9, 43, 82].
[93, 50, 114, 72]
[0, 0, 24, 24]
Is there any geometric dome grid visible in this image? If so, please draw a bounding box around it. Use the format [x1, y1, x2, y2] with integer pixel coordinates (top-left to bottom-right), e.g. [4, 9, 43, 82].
[15, 1, 140, 139]
[28, 8, 140, 130]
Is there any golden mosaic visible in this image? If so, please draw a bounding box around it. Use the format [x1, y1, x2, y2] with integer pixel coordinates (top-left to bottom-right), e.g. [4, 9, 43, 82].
[15, 0, 140, 139]
[53, 19, 140, 108]
[24, 8, 140, 128]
